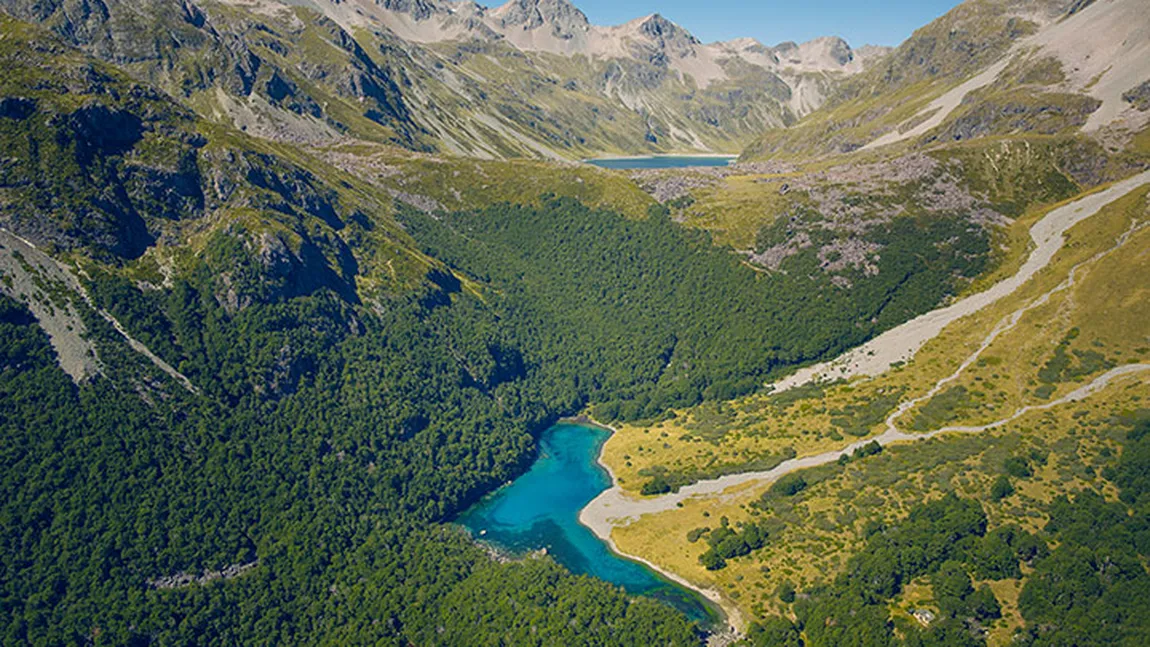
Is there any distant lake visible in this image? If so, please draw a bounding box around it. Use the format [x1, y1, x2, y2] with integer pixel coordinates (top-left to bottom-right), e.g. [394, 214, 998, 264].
[585, 156, 737, 169]
[456, 423, 718, 626]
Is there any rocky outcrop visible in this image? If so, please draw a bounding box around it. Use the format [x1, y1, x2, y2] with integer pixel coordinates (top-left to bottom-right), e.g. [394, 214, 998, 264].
[0, 17, 371, 320]
[197, 150, 363, 310]
[379, 0, 441, 21]
[0, 0, 421, 147]
[774, 37, 853, 67]
[635, 14, 699, 60]
[147, 561, 259, 590]
[928, 92, 1102, 142]
[0, 30, 207, 258]
[492, 0, 589, 36]
[1123, 80, 1150, 111]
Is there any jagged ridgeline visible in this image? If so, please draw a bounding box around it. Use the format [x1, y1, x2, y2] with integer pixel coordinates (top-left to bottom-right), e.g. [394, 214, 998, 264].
[740, 0, 1150, 162]
[0, 11, 984, 645]
[0, 14, 706, 645]
[0, 0, 885, 158]
[3, 0, 1147, 642]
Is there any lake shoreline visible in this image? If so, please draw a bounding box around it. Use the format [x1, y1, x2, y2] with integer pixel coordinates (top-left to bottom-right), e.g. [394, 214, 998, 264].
[582, 154, 739, 170]
[458, 421, 724, 629]
[574, 171, 1150, 642]
[570, 417, 746, 638]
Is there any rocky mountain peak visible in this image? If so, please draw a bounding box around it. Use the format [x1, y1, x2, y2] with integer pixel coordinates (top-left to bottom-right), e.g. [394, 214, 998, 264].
[637, 13, 698, 44]
[377, 0, 444, 22]
[492, 0, 590, 34]
[722, 37, 768, 52]
[773, 36, 855, 68]
[808, 35, 853, 65]
[630, 13, 700, 60]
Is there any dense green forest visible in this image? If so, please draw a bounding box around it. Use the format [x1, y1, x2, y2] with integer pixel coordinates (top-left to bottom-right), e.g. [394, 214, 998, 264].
[1, 3, 1146, 645]
[0, 196, 993, 645]
[0, 285, 702, 645]
[401, 197, 989, 422]
[0, 15, 1003, 642]
[0, 179, 994, 644]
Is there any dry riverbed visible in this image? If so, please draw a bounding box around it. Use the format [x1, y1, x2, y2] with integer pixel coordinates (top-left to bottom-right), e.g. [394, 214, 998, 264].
[578, 170, 1150, 633]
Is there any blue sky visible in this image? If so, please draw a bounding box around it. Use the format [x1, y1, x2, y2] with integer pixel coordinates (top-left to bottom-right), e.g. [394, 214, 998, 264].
[566, 0, 964, 47]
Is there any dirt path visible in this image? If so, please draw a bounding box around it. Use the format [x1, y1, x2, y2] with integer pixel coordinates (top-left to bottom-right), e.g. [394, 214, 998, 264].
[768, 170, 1150, 393]
[882, 215, 1147, 437]
[580, 363, 1149, 632]
[583, 172, 1150, 528]
[578, 172, 1150, 632]
[586, 361, 1149, 525]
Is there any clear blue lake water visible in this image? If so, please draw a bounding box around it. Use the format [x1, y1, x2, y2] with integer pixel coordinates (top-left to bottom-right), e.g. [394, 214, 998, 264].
[584, 156, 737, 170]
[456, 423, 719, 626]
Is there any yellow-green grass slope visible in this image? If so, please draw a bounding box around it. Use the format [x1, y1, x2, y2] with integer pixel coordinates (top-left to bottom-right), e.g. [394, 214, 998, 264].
[600, 152, 1147, 492]
[607, 179, 1150, 640]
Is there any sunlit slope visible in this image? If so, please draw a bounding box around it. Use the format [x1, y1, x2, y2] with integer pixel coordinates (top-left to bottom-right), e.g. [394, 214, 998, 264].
[607, 160, 1150, 646]
[741, 0, 1150, 163]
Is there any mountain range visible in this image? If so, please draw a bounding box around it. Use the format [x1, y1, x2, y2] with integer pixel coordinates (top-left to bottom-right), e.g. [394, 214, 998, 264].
[2, 0, 1149, 645]
[0, 0, 888, 157]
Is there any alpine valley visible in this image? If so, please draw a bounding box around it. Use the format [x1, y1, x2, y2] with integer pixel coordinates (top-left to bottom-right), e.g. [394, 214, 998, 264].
[1, 0, 1149, 646]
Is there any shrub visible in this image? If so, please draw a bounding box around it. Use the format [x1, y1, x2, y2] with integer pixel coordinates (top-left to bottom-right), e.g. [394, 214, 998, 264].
[772, 473, 808, 497]
[990, 475, 1014, 501]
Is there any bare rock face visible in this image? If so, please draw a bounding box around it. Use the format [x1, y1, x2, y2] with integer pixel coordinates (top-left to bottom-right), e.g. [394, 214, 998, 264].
[0, 0, 420, 146]
[493, 0, 590, 37]
[1123, 80, 1150, 111]
[1066, 0, 1096, 15]
[0, 230, 102, 384]
[147, 561, 259, 590]
[0, 43, 208, 259]
[808, 36, 854, 67]
[774, 36, 854, 68]
[378, 0, 441, 21]
[635, 14, 699, 61]
[0, 0, 885, 159]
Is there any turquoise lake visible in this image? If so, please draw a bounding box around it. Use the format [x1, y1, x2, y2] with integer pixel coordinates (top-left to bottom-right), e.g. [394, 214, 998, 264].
[456, 423, 718, 626]
[585, 156, 736, 169]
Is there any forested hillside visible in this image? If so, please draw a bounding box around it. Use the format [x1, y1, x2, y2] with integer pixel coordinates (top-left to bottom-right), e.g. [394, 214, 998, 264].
[1, 193, 708, 644]
[2, 0, 1148, 644]
[402, 197, 989, 420]
[0, 10, 998, 644]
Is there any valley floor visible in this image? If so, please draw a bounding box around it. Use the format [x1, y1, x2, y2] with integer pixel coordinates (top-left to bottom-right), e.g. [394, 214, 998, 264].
[580, 171, 1150, 638]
